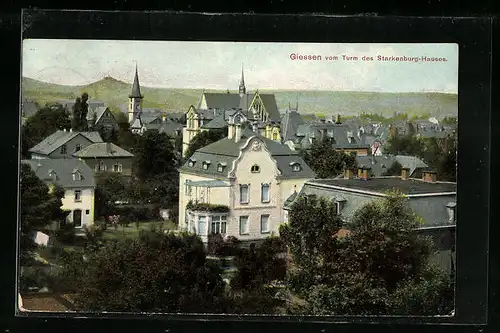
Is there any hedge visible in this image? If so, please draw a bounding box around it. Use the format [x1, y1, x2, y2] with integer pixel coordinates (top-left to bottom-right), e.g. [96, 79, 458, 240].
[111, 204, 160, 222]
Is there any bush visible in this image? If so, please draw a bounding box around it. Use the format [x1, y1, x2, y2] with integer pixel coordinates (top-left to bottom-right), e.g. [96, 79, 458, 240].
[112, 204, 160, 222]
[55, 222, 75, 245]
[207, 234, 241, 256]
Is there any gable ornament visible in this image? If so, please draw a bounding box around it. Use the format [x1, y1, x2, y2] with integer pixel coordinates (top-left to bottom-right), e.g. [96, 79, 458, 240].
[250, 140, 262, 151]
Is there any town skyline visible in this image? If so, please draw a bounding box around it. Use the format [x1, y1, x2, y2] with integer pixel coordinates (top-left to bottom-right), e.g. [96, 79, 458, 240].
[22, 40, 458, 94]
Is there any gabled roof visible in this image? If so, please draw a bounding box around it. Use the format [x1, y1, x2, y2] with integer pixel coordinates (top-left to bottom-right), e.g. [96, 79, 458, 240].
[202, 93, 242, 110]
[130, 118, 143, 129]
[256, 93, 281, 123]
[28, 130, 103, 156]
[158, 120, 184, 135]
[280, 110, 305, 142]
[73, 142, 134, 158]
[180, 129, 315, 180]
[22, 158, 95, 188]
[86, 106, 115, 124]
[201, 113, 229, 129]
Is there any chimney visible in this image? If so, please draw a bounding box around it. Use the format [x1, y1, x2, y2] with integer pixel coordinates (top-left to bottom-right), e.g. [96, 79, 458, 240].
[357, 167, 363, 178]
[335, 114, 341, 124]
[422, 170, 437, 182]
[344, 168, 354, 179]
[228, 123, 235, 139]
[234, 124, 242, 142]
[401, 167, 410, 180]
[360, 167, 371, 180]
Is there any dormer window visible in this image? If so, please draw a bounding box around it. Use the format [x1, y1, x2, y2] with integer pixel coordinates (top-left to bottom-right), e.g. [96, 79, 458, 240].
[251, 164, 260, 173]
[99, 161, 107, 171]
[72, 170, 83, 181]
[290, 162, 301, 172]
[188, 158, 196, 167]
[48, 170, 58, 180]
[217, 162, 227, 173]
[75, 144, 82, 152]
[202, 161, 211, 170]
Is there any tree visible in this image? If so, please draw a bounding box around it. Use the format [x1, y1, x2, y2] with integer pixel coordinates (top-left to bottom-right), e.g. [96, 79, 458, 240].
[185, 129, 226, 159]
[300, 139, 357, 178]
[94, 172, 129, 218]
[231, 237, 287, 291]
[116, 122, 139, 151]
[71, 93, 90, 131]
[20, 164, 69, 255]
[280, 191, 454, 315]
[61, 231, 228, 313]
[21, 104, 71, 158]
[133, 131, 179, 180]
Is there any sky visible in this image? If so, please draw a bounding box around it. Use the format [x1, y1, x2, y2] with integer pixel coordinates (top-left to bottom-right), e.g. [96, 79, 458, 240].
[22, 40, 458, 93]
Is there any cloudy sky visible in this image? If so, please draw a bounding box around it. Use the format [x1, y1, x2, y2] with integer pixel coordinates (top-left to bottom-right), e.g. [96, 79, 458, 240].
[22, 40, 458, 93]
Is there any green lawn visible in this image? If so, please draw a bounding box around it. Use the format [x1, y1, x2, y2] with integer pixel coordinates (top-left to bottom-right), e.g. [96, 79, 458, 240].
[101, 221, 178, 241]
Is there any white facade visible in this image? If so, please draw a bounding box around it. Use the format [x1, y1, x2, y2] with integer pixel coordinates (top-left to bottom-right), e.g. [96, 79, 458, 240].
[61, 187, 95, 228]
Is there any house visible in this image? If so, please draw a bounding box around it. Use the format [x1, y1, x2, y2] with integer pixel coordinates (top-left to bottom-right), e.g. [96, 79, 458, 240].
[28, 129, 103, 159]
[178, 114, 315, 244]
[285, 116, 371, 156]
[182, 67, 282, 157]
[22, 158, 96, 228]
[284, 168, 456, 273]
[72, 142, 134, 177]
[355, 154, 428, 178]
[87, 106, 119, 132]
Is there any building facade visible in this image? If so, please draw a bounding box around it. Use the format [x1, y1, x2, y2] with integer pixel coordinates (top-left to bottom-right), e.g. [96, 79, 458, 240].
[72, 142, 134, 177]
[178, 118, 315, 244]
[22, 159, 96, 228]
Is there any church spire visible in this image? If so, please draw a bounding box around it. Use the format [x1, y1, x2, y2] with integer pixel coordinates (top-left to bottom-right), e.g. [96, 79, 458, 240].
[239, 64, 246, 96]
[129, 63, 143, 99]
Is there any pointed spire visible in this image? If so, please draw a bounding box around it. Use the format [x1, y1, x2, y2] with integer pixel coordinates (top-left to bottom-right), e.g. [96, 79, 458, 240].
[239, 63, 246, 96]
[129, 62, 143, 99]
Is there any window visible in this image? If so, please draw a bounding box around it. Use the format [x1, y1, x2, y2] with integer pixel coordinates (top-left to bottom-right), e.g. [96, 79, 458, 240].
[217, 164, 224, 172]
[239, 216, 249, 235]
[272, 132, 278, 140]
[197, 216, 207, 235]
[60, 144, 67, 154]
[85, 209, 90, 215]
[72, 172, 82, 181]
[74, 190, 82, 202]
[292, 163, 301, 172]
[211, 215, 227, 234]
[261, 183, 270, 203]
[113, 163, 123, 172]
[99, 161, 107, 171]
[239, 184, 249, 204]
[334, 202, 341, 215]
[202, 161, 210, 170]
[75, 144, 82, 152]
[446, 202, 456, 223]
[188, 160, 195, 167]
[260, 214, 270, 233]
[251, 164, 260, 173]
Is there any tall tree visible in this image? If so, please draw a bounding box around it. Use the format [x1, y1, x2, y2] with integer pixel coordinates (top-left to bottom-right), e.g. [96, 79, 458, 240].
[300, 139, 357, 178]
[21, 104, 71, 158]
[133, 131, 179, 180]
[71, 93, 90, 131]
[185, 129, 226, 159]
[20, 164, 69, 255]
[280, 191, 454, 315]
[94, 172, 129, 218]
[61, 231, 227, 313]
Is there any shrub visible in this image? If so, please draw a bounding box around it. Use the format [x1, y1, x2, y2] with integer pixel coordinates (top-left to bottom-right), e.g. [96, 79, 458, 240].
[55, 222, 75, 245]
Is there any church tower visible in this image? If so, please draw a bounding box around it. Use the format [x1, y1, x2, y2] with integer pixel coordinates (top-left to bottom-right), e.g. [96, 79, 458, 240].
[128, 64, 144, 123]
[239, 64, 246, 97]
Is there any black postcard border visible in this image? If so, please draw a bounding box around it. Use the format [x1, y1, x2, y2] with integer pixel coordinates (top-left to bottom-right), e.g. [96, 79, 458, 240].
[1, 10, 493, 332]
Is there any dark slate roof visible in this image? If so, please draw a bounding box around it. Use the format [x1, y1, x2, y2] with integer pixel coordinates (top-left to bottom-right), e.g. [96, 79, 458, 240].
[201, 113, 229, 129]
[258, 94, 281, 123]
[308, 177, 456, 195]
[129, 67, 143, 98]
[203, 93, 242, 110]
[158, 121, 184, 135]
[141, 113, 161, 124]
[179, 130, 315, 180]
[284, 191, 298, 210]
[280, 110, 305, 142]
[29, 130, 103, 156]
[356, 155, 427, 177]
[295, 123, 370, 149]
[22, 158, 95, 188]
[239, 94, 255, 111]
[86, 106, 114, 124]
[72, 142, 134, 158]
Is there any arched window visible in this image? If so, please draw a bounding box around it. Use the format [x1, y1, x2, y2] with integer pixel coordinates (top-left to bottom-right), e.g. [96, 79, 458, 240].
[99, 161, 107, 171]
[251, 164, 260, 173]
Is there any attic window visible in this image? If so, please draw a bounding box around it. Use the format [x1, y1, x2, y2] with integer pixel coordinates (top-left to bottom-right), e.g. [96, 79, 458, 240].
[72, 170, 83, 181]
[188, 158, 196, 167]
[251, 164, 260, 173]
[289, 162, 301, 172]
[75, 144, 82, 152]
[446, 202, 457, 224]
[217, 162, 227, 173]
[202, 161, 211, 170]
[48, 170, 57, 180]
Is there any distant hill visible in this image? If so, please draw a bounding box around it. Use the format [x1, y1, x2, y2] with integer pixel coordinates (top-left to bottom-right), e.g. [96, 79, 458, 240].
[22, 76, 458, 119]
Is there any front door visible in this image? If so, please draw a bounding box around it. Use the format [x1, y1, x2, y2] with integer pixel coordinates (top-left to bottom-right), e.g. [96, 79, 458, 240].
[73, 209, 82, 227]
